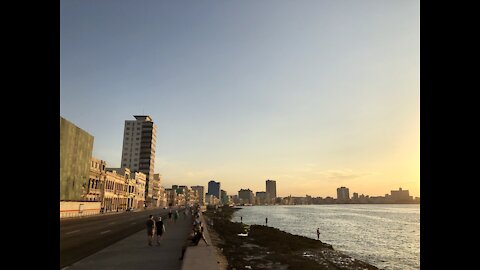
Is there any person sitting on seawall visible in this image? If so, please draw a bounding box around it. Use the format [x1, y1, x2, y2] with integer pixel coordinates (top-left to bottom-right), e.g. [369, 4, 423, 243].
[178, 227, 209, 260]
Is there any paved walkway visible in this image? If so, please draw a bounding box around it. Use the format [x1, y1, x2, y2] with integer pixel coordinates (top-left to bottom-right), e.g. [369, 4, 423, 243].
[64, 214, 193, 270]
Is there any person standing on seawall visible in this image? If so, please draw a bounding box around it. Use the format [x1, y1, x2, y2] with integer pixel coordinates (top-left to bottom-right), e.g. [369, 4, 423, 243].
[265, 217, 268, 226]
[316, 228, 320, 240]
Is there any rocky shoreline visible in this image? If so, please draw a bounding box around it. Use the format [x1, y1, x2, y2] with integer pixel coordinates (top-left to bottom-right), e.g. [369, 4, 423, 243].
[204, 206, 379, 270]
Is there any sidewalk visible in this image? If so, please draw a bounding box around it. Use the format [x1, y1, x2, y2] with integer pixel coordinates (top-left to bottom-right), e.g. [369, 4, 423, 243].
[63, 213, 192, 270]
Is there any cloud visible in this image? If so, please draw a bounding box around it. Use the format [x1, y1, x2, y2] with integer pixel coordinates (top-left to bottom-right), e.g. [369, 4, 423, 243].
[318, 169, 372, 181]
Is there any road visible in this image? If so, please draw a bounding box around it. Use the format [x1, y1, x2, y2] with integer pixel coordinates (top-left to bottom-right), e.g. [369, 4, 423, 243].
[60, 207, 182, 269]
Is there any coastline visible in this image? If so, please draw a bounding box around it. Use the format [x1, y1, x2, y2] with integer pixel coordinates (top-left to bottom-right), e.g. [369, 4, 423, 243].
[204, 206, 379, 270]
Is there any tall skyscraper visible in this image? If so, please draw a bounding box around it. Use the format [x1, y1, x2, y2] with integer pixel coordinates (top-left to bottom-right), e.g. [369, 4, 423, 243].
[266, 179, 277, 204]
[207, 180, 221, 199]
[121, 115, 157, 205]
[337, 187, 350, 201]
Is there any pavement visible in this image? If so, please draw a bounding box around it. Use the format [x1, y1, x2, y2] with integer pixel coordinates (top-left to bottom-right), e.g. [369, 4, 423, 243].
[63, 213, 193, 270]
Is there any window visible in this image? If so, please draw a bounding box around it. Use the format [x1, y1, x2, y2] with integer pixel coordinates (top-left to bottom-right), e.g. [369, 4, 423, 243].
[123, 163, 127, 167]
[137, 127, 140, 130]
[136, 138, 139, 140]
[126, 127, 130, 130]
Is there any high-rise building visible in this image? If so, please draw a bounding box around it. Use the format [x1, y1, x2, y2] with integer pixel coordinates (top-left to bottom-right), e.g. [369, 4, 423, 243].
[337, 187, 350, 201]
[266, 179, 277, 204]
[207, 180, 221, 199]
[120, 115, 157, 206]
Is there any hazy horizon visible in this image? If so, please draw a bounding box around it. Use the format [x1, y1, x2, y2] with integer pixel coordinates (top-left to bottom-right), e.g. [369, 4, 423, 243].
[60, 0, 419, 198]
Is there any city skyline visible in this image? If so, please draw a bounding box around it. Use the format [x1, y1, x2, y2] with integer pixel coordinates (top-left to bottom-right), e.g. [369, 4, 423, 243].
[60, 0, 420, 198]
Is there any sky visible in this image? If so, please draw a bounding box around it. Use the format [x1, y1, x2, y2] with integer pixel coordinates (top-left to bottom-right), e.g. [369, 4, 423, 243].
[60, 0, 420, 198]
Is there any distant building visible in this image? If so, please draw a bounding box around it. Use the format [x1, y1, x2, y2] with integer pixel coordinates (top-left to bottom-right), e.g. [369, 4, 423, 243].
[191, 186, 205, 205]
[337, 187, 350, 201]
[266, 179, 277, 204]
[390, 187, 413, 202]
[60, 116, 94, 201]
[256, 191, 267, 205]
[165, 188, 177, 206]
[120, 115, 157, 206]
[238, 189, 254, 204]
[221, 190, 229, 205]
[352, 192, 359, 200]
[151, 174, 162, 207]
[207, 180, 221, 199]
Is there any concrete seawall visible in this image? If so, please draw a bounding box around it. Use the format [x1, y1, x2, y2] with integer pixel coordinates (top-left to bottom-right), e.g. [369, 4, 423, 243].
[181, 212, 220, 270]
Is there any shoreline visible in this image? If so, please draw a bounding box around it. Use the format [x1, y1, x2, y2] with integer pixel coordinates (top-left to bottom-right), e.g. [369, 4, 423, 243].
[204, 206, 379, 270]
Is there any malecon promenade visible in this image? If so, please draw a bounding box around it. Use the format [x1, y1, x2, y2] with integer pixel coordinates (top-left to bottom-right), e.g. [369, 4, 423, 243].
[61, 208, 219, 270]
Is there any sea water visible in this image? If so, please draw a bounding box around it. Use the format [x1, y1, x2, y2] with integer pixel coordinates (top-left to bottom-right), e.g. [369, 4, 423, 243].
[232, 204, 420, 270]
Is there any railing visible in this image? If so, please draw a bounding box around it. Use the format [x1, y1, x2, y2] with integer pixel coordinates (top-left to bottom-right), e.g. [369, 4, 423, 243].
[60, 208, 100, 219]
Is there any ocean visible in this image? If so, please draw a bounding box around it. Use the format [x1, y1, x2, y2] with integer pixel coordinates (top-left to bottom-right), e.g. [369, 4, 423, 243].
[231, 204, 420, 270]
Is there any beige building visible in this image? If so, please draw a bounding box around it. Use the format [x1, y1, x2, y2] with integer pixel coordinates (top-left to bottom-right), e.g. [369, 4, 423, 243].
[86, 157, 107, 205]
[165, 188, 177, 206]
[120, 115, 157, 206]
[191, 186, 205, 205]
[152, 174, 162, 207]
[133, 172, 146, 208]
[103, 169, 128, 212]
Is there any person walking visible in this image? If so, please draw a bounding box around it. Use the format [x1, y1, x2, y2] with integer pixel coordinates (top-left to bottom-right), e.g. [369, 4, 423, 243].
[265, 217, 268, 226]
[240, 216, 243, 223]
[146, 215, 156, 246]
[316, 228, 320, 240]
[174, 210, 179, 223]
[168, 209, 173, 223]
[155, 217, 165, 245]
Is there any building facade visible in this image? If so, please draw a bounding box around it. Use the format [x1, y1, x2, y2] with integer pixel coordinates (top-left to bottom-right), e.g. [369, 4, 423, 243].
[133, 171, 146, 208]
[191, 186, 205, 205]
[86, 157, 107, 204]
[390, 187, 413, 202]
[120, 115, 157, 206]
[238, 189, 254, 204]
[207, 180, 221, 199]
[60, 116, 94, 201]
[266, 179, 277, 204]
[255, 191, 267, 205]
[337, 187, 350, 201]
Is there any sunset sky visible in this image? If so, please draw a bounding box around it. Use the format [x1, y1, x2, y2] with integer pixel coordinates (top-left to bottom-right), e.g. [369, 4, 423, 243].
[60, 0, 419, 198]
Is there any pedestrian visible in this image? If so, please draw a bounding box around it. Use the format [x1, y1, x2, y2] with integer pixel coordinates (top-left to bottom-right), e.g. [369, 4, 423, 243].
[265, 217, 268, 226]
[155, 217, 165, 245]
[174, 210, 179, 223]
[168, 209, 173, 223]
[316, 228, 320, 240]
[240, 216, 243, 223]
[146, 215, 156, 246]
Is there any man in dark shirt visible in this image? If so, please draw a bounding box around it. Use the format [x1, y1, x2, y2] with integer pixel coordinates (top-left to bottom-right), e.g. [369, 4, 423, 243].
[146, 215, 156, 246]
